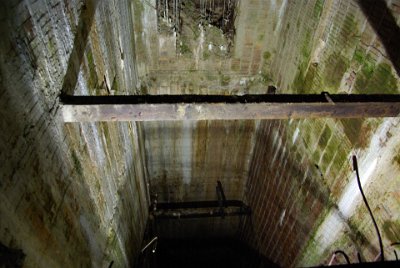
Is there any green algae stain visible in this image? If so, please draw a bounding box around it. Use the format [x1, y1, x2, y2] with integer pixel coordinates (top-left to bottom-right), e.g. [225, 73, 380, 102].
[132, 0, 144, 33]
[301, 31, 312, 60]
[293, 68, 306, 93]
[361, 58, 375, 79]
[259, 51, 274, 85]
[352, 47, 366, 65]
[371, 63, 398, 93]
[292, 64, 318, 93]
[86, 49, 98, 89]
[323, 141, 337, 163]
[324, 137, 348, 178]
[355, 63, 398, 94]
[318, 126, 332, 148]
[340, 118, 376, 149]
[341, 119, 363, 145]
[324, 53, 348, 89]
[71, 149, 83, 176]
[340, 14, 359, 49]
[87, 49, 94, 66]
[353, 47, 399, 94]
[140, 83, 148, 94]
[304, 65, 317, 88]
[393, 154, 400, 166]
[312, 149, 321, 163]
[180, 41, 192, 55]
[321, 147, 334, 171]
[347, 219, 370, 247]
[263, 51, 271, 61]
[261, 71, 273, 85]
[203, 50, 210, 60]
[101, 122, 111, 146]
[382, 220, 400, 242]
[220, 74, 230, 86]
[313, 0, 324, 20]
[112, 76, 119, 92]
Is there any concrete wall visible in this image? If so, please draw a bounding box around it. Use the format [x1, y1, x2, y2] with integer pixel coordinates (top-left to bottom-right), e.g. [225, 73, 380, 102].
[132, 0, 264, 239]
[0, 0, 148, 267]
[240, 0, 400, 267]
[129, 1, 400, 265]
[1, 0, 400, 267]
[240, 119, 331, 267]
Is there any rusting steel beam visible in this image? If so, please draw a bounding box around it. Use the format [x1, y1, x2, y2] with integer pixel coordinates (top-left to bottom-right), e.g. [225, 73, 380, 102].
[60, 94, 400, 122]
[152, 200, 251, 219]
[154, 200, 245, 210]
[153, 209, 251, 219]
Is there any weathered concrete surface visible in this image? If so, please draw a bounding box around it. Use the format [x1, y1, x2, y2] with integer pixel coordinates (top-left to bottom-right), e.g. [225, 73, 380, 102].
[131, 0, 272, 236]
[144, 120, 256, 202]
[131, 1, 400, 265]
[0, 0, 148, 267]
[240, 120, 331, 267]
[1, 0, 400, 267]
[239, 0, 400, 267]
[132, 0, 291, 240]
[130, 0, 400, 265]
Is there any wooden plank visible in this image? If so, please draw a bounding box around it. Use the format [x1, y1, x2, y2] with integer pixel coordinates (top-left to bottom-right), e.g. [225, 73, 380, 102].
[60, 94, 400, 122]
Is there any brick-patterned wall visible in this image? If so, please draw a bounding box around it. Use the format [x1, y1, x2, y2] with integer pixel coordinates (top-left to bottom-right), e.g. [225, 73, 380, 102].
[128, 1, 400, 265]
[143, 120, 256, 203]
[5, 0, 397, 266]
[132, 0, 282, 95]
[0, 0, 148, 267]
[239, 0, 400, 266]
[240, 120, 330, 267]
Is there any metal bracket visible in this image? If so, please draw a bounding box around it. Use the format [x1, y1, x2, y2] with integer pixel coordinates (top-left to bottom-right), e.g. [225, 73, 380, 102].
[216, 180, 227, 218]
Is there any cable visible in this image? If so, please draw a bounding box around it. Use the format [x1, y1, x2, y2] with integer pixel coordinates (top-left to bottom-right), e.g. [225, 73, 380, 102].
[352, 155, 384, 261]
[334, 250, 351, 264]
[390, 242, 400, 261]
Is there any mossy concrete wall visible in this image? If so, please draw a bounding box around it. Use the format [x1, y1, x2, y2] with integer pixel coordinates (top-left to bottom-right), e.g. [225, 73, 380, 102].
[240, 0, 400, 266]
[0, 0, 148, 267]
[240, 119, 333, 267]
[131, 0, 267, 239]
[2, 0, 399, 266]
[127, 1, 400, 264]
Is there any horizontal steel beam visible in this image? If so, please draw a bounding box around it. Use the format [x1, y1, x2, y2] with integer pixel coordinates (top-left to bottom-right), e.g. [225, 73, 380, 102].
[153, 209, 251, 219]
[152, 200, 251, 219]
[60, 94, 400, 122]
[154, 200, 245, 210]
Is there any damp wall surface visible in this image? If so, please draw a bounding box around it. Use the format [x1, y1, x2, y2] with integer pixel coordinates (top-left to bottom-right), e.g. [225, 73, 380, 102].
[131, 0, 305, 240]
[130, 1, 400, 263]
[133, 0, 265, 238]
[240, 0, 400, 267]
[0, 0, 148, 267]
[1, 0, 400, 267]
[240, 119, 332, 267]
